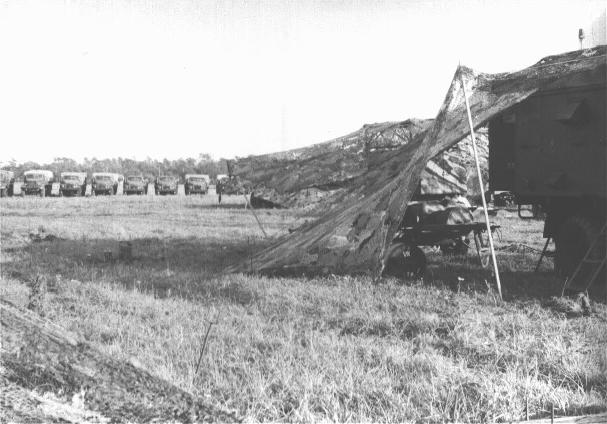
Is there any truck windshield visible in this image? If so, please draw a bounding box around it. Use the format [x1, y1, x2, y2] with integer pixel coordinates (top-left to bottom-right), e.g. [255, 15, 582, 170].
[127, 176, 143, 182]
[159, 177, 175, 182]
[62, 175, 80, 181]
[189, 177, 205, 182]
[25, 174, 44, 181]
[96, 176, 112, 181]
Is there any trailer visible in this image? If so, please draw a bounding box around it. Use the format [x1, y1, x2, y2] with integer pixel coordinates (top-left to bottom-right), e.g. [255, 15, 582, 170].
[489, 49, 606, 299]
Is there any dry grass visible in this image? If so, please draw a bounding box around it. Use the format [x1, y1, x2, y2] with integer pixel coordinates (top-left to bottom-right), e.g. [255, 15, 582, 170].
[1, 195, 606, 422]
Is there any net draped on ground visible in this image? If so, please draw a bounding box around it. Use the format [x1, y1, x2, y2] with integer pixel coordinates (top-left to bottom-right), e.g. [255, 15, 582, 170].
[0, 299, 238, 423]
[227, 46, 606, 276]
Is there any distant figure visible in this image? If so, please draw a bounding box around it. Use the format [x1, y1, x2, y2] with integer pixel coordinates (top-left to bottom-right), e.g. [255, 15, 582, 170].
[216, 179, 223, 204]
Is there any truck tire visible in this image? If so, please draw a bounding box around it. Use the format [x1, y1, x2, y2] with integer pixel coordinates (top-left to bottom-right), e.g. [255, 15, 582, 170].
[383, 243, 427, 279]
[40, 188, 45, 198]
[555, 216, 600, 278]
[440, 237, 469, 255]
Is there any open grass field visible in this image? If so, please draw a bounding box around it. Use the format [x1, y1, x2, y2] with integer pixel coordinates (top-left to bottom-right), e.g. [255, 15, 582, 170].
[1, 195, 606, 422]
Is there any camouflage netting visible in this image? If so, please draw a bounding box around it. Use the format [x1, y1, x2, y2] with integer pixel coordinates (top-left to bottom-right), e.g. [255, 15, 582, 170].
[228, 120, 489, 211]
[226, 46, 606, 276]
[0, 299, 238, 423]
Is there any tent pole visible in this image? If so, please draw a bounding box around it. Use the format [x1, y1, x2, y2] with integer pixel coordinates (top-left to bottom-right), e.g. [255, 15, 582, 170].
[459, 70, 503, 300]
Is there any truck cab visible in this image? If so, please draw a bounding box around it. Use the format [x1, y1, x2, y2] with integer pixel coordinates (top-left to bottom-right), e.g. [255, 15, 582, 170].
[60, 172, 87, 196]
[124, 175, 147, 195]
[0, 170, 14, 197]
[155, 175, 178, 195]
[92, 173, 122, 195]
[184, 174, 209, 195]
[23, 170, 54, 197]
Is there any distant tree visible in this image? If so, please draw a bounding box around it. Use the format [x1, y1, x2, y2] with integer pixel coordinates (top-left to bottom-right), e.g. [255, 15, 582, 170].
[6, 154, 227, 180]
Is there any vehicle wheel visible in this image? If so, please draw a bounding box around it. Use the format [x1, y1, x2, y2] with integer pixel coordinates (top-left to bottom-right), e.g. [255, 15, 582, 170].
[383, 243, 427, 279]
[555, 216, 601, 278]
[40, 188, 45, 198]
[0, 188, 5, 198]
[440, 237, 469, 256]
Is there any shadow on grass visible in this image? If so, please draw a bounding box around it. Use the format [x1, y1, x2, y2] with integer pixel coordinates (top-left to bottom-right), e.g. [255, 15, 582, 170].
[3, 233, 601, 304]
[1, 235, 275, 300]
[184, 203, 249, 210]
[427, 265, 563, 299]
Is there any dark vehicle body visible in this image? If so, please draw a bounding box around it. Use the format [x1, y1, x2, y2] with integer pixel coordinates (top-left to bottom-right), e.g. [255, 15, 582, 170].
[155, 175, 178, 195]
[0, 170, 14, 197]
[124, 175, 147, 195]
[60, 172, 87, 196]
[489, 55, 606, 296]
[184, 174, 209, 195]
[23, 170, 54, 197]
[92, 173, 121, 195]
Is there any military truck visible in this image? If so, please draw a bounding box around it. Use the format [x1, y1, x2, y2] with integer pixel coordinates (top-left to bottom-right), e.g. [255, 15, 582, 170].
[124, 175, 147, 195]
[155, 175, 178, 195]
[92, 172, 123, 195]
[60, 172, 87, 196]
[184, 174, 209, 195]
[489, 53, 606, 297]
[0, 170, 14, 197]
[22, 170, 54, 197]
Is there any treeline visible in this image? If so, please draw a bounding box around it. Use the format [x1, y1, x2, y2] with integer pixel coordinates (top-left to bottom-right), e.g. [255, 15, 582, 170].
[2, 154, 228, 180]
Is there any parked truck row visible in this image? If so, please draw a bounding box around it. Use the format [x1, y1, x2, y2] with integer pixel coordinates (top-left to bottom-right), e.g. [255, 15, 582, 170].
[0, 171, 223, 197]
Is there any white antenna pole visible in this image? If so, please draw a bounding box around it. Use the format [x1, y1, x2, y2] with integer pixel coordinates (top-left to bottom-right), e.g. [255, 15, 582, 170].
[459, 70, 503, 300]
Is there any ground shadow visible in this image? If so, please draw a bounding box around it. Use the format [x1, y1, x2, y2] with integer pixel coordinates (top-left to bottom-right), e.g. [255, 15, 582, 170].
[1, 234, 274, 299]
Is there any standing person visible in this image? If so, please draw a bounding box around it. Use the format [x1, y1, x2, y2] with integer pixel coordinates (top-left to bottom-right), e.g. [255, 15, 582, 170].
[216, 178, 223, 204]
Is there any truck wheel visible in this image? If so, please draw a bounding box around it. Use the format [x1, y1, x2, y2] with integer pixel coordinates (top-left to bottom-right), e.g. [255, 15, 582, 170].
[440, 238, 469, 256]
[555, 216, 600, 278]
[40, 188, 45, 198]
[383, 243, 426, 279]
[0, 188, 5, 198]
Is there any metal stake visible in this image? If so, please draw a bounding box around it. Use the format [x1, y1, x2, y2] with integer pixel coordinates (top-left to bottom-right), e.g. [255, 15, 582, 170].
[459, 69, 503, 300]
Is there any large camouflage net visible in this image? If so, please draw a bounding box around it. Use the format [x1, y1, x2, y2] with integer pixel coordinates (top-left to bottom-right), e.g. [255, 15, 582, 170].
[226, 46, 606, 276]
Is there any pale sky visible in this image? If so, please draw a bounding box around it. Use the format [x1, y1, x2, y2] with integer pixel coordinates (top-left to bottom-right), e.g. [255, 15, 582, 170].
[1, 0, 605, 164]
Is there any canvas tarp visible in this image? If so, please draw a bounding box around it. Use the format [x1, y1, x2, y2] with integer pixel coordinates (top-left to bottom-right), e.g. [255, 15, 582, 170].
[227, 46, 606, 276]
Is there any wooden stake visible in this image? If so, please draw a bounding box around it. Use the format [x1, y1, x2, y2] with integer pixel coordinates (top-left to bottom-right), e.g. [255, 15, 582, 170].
[459, 69, 503, 300]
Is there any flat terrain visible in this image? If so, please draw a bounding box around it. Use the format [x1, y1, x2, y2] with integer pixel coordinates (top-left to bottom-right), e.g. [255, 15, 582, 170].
[1, 195, 606, 422]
